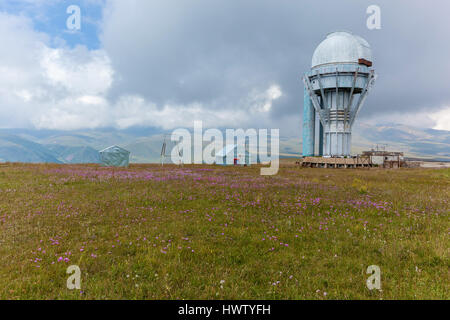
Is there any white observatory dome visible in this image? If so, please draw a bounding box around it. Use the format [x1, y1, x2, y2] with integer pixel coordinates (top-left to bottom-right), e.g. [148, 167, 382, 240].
[311, 31, 372, 68]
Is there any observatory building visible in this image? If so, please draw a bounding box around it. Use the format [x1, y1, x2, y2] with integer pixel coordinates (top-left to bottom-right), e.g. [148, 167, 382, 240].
[302, 31, 376, 157]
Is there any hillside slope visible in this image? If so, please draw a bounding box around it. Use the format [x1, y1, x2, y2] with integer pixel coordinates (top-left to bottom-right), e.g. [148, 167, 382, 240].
[0, 124, 448, 163]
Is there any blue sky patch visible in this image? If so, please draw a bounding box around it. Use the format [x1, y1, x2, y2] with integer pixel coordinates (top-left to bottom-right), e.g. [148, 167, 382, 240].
[0, 0, 104, 49]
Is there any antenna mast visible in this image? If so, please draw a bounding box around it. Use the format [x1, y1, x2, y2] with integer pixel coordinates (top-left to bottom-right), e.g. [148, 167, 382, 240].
[160, 134, 183, 166]
[160, 134, 167, 166]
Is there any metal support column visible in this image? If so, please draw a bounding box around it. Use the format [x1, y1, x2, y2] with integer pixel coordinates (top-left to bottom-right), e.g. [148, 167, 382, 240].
[302, 86, 315, 156]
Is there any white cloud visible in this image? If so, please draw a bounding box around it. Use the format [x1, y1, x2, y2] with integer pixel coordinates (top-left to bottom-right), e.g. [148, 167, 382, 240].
[111, 85, 283, 130]
[358, 107, 450, 132]
[77, 95, 106, 105]
[0, 5, 449, 134]
[430, 107, 450, 131]
[34, 105, 107, 130]
[0, 11, 114, 129]
[246, 85, 283, 113]
[40, 46, 113, 95]
[0, 10, 280, 131]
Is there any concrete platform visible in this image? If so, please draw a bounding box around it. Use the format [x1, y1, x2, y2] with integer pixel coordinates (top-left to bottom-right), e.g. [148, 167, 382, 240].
[301, 156, 372, 168]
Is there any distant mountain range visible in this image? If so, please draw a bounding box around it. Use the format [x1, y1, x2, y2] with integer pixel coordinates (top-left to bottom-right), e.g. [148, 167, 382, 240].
[0, 123, 449, 164]
[352, 123, 450, 161]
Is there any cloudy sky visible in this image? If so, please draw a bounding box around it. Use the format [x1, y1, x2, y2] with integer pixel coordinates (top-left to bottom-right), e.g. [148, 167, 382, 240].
[0, 0, 449, 135]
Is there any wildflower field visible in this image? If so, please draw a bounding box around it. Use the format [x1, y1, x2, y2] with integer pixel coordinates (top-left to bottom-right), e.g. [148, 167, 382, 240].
[0, 163, 448, 299]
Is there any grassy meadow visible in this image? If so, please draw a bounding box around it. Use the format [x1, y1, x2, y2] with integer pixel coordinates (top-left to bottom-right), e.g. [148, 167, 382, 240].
[0, 163, 448, 299]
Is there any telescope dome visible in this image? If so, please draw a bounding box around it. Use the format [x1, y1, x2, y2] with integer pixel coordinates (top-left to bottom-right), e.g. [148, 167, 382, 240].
[311, 31, 372, 68]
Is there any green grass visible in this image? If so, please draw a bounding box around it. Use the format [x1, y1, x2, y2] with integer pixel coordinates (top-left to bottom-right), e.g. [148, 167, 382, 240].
[0, 163, 448, 299]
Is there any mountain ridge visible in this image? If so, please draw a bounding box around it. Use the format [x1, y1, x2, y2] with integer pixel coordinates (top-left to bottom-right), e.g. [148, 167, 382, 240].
[0, 124, 448, 163]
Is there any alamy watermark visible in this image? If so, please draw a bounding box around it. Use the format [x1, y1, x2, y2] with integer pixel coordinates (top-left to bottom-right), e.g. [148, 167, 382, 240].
[66, 5, 81, 31]
[366, 265, 381, 290]
[367, 5, 381, 30]
[66, 265, 81, 290]
[169, 121, 279, 176]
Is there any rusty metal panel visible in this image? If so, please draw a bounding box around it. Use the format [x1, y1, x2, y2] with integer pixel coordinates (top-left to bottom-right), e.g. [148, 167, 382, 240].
[358, 58, 372, 67]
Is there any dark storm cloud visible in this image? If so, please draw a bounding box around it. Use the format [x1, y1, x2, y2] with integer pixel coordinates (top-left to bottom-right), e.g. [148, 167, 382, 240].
[100, 0, 450, 126]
